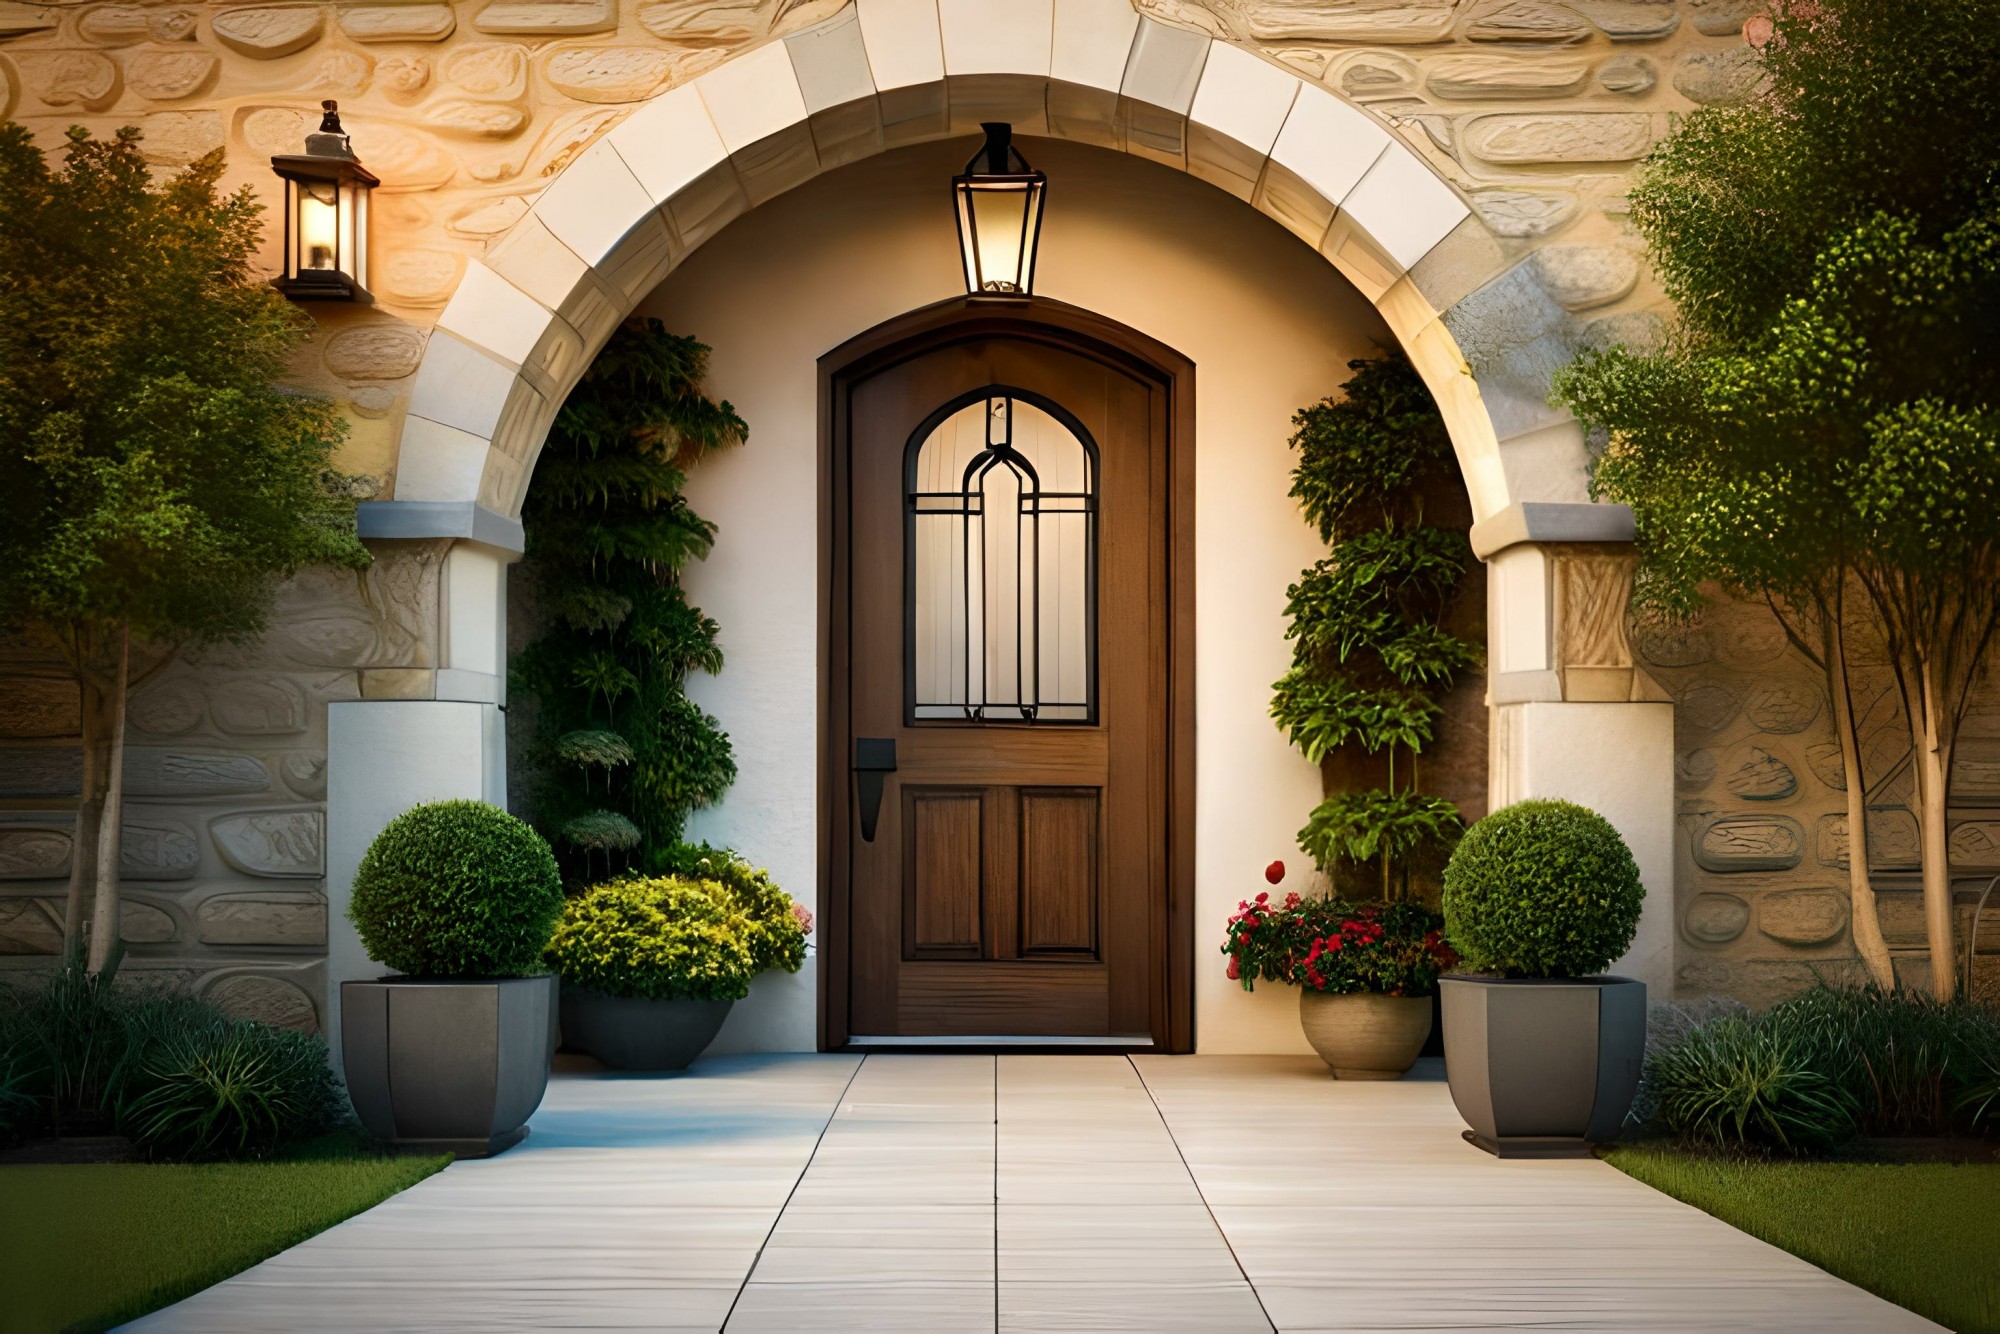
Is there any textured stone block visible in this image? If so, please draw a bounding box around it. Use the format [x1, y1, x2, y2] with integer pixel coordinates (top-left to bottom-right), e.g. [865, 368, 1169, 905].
[1463, 113, 1656, 166]
[197, 893, 328, 946]
[1463, 0, 1591, 44]
[0, 677, 79, 739]
[1684, 892, 1749, 944]
[1236, 1, 1455, 44]
[212, 7, 325, 58]
[205, 973, 319, 1031]
[1757, 890, 1847, 946]
[1527, 244, 1639, 311]
[0, 823, 70, 881]
[210, 810, 325, 878]
[1694, 814, 1804, 873]
[474, 0, 616, 35]
[127, 51, 219, 101]
[1425, 55, 1591, 101]
[1674, 48, 1766, 106]
[1723, 747, 1795, 802]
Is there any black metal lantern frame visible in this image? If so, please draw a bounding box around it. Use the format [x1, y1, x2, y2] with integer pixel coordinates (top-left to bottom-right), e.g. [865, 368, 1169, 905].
[953, 122, 1046, 298]
[271, 101, 378, 302]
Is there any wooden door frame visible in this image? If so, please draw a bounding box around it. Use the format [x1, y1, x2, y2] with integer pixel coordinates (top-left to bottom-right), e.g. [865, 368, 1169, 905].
[817, 295, 1196, 1054]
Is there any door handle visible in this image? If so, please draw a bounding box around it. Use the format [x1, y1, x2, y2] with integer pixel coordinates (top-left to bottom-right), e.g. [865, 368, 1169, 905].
[854, 738, 897, 843]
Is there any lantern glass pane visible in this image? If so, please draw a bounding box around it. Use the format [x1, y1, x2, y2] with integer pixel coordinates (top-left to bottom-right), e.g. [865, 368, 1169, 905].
[350, 187, 368, 288]
[959, 180, 1037, 294]
[297, 180, 340, 273]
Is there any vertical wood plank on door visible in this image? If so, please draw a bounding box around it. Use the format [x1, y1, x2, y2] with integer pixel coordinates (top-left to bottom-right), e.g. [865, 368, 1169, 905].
[905, 789, 984, 958]
[1020, 789, 1101, 958]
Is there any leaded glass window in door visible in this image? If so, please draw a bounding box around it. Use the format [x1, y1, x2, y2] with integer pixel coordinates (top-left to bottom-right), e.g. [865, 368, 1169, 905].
[907, 392, 1097, 723]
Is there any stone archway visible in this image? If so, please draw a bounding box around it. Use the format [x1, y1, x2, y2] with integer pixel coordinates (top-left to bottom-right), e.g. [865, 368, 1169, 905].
[326, 4, 1675, 1057]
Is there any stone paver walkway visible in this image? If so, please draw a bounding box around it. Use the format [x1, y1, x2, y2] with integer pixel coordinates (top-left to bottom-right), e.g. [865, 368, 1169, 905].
[126, 1054, 1939, 1333]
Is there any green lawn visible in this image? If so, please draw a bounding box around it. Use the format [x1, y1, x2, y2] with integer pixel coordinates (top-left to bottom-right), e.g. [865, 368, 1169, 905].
[0, 1138, 449, 1334]
[1609, 1146, 2000, 1333]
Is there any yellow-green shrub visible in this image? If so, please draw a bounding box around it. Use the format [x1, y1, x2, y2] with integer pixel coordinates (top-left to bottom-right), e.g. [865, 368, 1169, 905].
[546, 877, 759, 1002]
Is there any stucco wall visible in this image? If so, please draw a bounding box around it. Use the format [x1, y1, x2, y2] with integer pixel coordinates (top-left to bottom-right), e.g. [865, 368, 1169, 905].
[601, 137, 1467, 1054]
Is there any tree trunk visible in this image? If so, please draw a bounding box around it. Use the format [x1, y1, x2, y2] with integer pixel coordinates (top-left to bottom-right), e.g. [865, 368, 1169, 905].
[63, 672, 109, 958]
[84, 623, 130, 974]
[1827, 623, 1896, 988]
[1912, 653, 1958, 1001]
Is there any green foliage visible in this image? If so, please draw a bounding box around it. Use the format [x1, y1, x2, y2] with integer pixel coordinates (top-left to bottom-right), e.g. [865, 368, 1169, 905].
[0, 122, 369, 649]
[1643, 985, 2000, 1155]
[1220, 891, 1455, 997]
[120, 1021, 344, 1162]
[513, 319, 747, 878]
[654, 843, 811, 978]
[0, 946, 346, 1159]
[1298, 789, 1464, 876]
[1442, 799, 1643, 978]
[347, 801, 563, 979]
[1650, 1016, 1859, 1154]
[1272, 355, 1475, 894]
[547, 877, 757, 1002]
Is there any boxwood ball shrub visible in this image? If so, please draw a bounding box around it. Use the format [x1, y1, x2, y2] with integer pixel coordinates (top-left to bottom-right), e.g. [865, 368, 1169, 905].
[349, 801, 564, 978]
[1442, 798, 1643, 978]
[546, 876, 760, 1002]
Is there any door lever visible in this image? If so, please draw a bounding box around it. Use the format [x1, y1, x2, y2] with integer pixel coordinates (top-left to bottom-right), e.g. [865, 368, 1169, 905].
[854, 738, 897, 843]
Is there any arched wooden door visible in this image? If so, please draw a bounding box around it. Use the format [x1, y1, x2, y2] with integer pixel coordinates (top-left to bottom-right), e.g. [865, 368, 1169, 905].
[820, 298, 1194, 1051]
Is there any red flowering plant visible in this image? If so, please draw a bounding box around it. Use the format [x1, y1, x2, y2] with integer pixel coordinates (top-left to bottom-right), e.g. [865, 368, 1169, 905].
[1222, 862, 1456, 996]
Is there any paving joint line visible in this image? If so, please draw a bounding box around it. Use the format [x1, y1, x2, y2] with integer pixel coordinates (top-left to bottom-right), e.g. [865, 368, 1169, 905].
[717, 1052, 868, 1333]
[1128, 1055, 1280, 1334]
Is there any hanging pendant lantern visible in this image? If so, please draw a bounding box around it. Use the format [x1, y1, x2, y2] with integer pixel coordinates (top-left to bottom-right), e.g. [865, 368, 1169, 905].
[271, 100, 378, 302]
[952, 122, 1045, 298]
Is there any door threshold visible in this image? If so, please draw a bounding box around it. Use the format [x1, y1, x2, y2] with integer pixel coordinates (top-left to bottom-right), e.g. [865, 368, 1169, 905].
[845, 1034, 1155, 1050]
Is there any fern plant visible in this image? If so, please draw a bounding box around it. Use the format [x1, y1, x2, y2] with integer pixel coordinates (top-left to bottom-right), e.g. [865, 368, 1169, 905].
[513, 320, 748, 881]
[1272, 356, 1477, 897]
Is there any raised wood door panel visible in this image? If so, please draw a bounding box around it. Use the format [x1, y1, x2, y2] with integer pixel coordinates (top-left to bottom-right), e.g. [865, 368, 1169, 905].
[839, 324, 1169, 1043]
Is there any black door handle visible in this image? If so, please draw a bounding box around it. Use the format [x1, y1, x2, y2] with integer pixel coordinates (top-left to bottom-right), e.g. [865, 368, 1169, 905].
[855, 738, 897, 843]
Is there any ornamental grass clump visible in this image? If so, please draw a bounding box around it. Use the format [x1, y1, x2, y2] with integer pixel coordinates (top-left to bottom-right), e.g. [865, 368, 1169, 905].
[1442, 799, 1643, 979]
[1221, 886, 1456, 997]
[347, 801, 564, 979]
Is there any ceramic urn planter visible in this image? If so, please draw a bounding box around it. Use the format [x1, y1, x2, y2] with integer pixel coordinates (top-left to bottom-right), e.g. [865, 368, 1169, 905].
[1440, 974, 1645, 1157]
[342, 974, 558, 1158]
[561, 991, 734, 1071]
[1298, 990, 1434, 1079]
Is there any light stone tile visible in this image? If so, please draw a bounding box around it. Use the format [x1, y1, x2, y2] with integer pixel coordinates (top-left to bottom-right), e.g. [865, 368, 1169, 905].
[999, 1281, 1272, 1333]
[726, 1280, 995, 1333]
[1119, 19, 1208, 113]
[1051, 0, 1138, 92]
[787, 8, 876, 113]
[529, 139, 656, 268]
[697, 39, 811, 154]
[856, 0, 944, 92]
[606, 83, 729, 205]
[405, 330, 518, 440]
[387, 414, 489, 504]
[482, 214, 591, 316]
[434, 260, 556, 370]
[1268, 82, 1389, 210]
[938, 0, 1052, 77]
[1339, 141, 1472, 271]
[1188, 41, 1296, 156]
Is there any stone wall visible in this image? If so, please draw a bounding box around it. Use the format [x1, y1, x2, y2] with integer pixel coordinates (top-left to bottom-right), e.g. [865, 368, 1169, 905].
[0, 543, 445, 1030]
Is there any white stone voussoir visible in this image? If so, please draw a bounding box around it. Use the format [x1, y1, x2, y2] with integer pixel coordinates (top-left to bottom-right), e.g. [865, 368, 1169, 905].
[939, 0, 1053, 78]
[697, 39, 810, 153]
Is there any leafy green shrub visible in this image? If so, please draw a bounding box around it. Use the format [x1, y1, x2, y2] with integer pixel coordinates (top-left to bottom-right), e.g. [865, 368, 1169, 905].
[1221, 889, 1455, 996]
[120, 1021, 344, 1161]
[1442, 799, 1643, 978]
[348, 800, 563, 978]
[656, 844, 810, 977]
[1650, 1015, 1858, 1154]
[546, 876, 759, 1002]
[1768, 985, 2000, 1138]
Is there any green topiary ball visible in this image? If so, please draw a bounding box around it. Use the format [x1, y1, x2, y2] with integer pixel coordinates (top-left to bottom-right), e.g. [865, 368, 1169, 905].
[349, 800, 563, 978]
[1441, 798, 1643, 979]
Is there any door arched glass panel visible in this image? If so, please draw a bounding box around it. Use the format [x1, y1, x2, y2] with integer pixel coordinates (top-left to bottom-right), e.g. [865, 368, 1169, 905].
[907, 391, 1097, 723]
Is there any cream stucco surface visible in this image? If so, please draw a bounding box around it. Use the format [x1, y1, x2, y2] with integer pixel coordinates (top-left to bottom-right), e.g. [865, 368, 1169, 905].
[634, 137, 1393, 1054]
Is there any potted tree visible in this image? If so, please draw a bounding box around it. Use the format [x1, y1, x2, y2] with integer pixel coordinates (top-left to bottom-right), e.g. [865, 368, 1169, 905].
[548, 848, 809, 1071]
[1439, 799, 1647, 1157]
[1222, 862, 1457, 1079]
[342, 800, 564, 1157]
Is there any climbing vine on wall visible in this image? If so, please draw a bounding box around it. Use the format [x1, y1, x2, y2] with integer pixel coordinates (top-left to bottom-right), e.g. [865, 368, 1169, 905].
[512, 319, 747, 884]
[1272, 355, 1478, 899]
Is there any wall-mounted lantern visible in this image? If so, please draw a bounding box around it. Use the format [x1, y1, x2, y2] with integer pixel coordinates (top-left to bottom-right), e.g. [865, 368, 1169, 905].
[271, 100, 378, 302]
[953, 122, 1045, 298]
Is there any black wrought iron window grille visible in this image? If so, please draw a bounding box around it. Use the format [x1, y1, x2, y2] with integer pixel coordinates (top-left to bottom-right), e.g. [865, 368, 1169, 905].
[905, 391, 1098, 725]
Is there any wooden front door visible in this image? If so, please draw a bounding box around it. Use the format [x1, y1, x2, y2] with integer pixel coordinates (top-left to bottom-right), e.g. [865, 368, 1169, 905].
[823, 300, 1192, 1050]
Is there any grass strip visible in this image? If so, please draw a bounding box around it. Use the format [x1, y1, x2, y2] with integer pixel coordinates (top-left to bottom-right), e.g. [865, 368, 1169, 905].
[1609, 1146, 2000, 1333]
[0, 1137, 449, 1333]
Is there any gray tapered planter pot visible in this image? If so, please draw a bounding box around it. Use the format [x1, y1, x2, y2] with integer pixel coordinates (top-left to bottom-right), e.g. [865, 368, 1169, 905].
[341, 974, 557, 1158]
[1440, 975, 1645, 1158]
[561, 990, 733, 1071]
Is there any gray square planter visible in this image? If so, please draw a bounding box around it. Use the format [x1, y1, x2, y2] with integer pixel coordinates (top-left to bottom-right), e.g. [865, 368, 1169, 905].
[1440, 975, 1646, 1158]
[341, 974, 558, 1158]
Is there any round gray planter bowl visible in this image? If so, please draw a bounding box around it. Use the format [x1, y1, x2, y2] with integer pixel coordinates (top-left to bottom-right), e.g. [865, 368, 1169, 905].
[561, 990, 734, 1071]
[1439, 974, 1645, 1158]
[341, 973, 558, 1158]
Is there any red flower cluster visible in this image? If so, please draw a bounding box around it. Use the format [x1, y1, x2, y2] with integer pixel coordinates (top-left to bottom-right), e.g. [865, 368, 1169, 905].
[1221, 881, 1455, 998]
